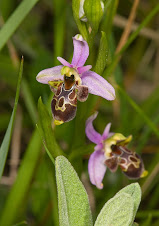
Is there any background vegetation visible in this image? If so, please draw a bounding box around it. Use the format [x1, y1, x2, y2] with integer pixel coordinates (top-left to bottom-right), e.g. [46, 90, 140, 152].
[0, 0, 159, 225]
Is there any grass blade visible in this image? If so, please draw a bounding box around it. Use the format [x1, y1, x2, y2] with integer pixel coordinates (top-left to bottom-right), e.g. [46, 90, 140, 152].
[117, 85, 159, 139]
[0, 0, 40, 51]
[0, 129, 42, 226]
[0, 57, 23, 179]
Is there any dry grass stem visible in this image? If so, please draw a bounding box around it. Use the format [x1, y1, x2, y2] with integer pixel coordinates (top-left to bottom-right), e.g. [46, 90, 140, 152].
[116, 0, 140, 53]
[114, 14, 159, 42]
[0, 176, 15, 186]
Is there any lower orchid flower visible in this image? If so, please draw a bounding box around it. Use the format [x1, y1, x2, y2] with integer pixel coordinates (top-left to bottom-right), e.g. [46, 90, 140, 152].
[36, 34, 115, 125]
[85, 112, 148, 189]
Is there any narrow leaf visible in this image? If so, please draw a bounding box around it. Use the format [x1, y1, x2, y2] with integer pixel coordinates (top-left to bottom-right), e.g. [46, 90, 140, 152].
[36, 124, 55, 165]
[0, 129, 42, 226]
[0, 0, 40, 51]
[55, 156, 93, 226]
[117, 85, 159, 139]
[38, 97, 63, 158]
[0, 57, 23, 179]
[94, 31, 110, 74]
[95, 193, 134, 226]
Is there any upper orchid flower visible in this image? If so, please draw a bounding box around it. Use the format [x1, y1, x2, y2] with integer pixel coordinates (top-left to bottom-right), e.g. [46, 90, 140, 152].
[36, 34, 115, 125]
[85, 112, 148, 189]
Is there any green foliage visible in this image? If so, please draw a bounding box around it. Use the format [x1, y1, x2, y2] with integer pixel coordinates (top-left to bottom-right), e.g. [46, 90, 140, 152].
[95, 183, 141, 226]
[0, 57, 23, 179]
[0, 129, 42, 226]
[116, 183, 141, 221]
[94, 31, 110, 74]
[0, 0, 159, 225]
[55, 156, 93, 226]
[38, 97, 63, 158]
[72, 0, 88, 41]
[95, 193, 134, 226]
[84, 0, 103, 33]
[0, 0, 40, 51]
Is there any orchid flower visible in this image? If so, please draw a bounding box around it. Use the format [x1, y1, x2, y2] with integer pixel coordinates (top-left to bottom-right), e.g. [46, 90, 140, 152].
[36, 34, 115, 125]
[85, 112, 148, 189]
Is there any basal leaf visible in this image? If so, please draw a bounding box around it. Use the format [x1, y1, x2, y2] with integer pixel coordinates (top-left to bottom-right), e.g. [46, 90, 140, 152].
[55, 156, 93, 226]
[116, 183, 141, 220]
[95, 193, 134, 226]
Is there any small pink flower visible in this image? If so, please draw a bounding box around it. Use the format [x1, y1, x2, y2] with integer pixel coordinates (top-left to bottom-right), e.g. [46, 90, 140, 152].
[86, 112, 148, 189]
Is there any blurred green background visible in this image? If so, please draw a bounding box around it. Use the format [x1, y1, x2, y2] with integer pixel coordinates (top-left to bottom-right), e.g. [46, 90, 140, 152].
[0, 0, 159, 225]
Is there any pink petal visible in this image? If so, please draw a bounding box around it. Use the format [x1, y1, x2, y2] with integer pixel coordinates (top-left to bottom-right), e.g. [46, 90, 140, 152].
[88, 150, 107, 189]
[95, 143, 104, 152]
[85, 112, 102, 144]
[81, 71, 116, 100]
[77, 65, 92, 74]
[36, 66, 63, 84]
[102, 123, 111, 140]
[57, 57, 72, 67]
[71, 34, 89, 68]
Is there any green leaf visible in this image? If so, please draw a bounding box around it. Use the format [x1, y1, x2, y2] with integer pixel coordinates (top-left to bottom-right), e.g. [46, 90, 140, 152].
[0, 0, 40, 51]
[0, 57, 23, 179]
[95, 192, 134, 226]
[72, 0, 88, 41]
[0, 128, 42, 226]
[84, 0, 104, 33]
[38, 97, 63, 158]
[55, 156, 93, 226]
[94, 31, 110, 75]
[36, 124, 55, 165]
[116, 183, 141, 220]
